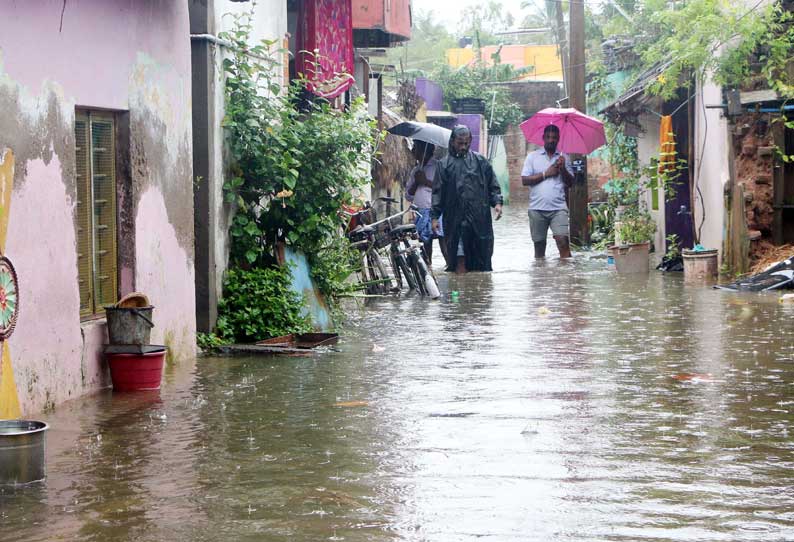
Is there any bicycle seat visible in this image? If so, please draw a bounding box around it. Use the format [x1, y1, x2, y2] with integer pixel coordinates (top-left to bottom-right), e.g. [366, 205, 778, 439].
[390, 224, 416, 236]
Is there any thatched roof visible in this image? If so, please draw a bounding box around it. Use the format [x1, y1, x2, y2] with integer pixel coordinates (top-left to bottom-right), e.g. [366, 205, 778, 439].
[373, 106, 415, 197]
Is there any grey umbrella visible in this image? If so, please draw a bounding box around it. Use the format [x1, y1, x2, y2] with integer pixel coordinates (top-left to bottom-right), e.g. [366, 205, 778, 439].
[387, 121, 452, 148]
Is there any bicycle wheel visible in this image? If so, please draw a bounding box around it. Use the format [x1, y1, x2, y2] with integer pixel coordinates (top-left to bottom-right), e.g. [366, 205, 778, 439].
[397, 251, 418, 291]
[360, 252, 377, 294]
[408, 251, 428, 296]
[389, 245, 404, 290]
[415, 254, 440, 298]
[368, 251, 392, 294]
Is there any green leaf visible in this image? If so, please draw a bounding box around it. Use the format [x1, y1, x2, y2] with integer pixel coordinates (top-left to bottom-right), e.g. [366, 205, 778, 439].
[244, 221, 260, 236]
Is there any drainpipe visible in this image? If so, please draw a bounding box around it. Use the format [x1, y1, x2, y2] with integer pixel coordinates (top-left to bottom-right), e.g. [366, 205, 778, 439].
[190, 33, 279, 63]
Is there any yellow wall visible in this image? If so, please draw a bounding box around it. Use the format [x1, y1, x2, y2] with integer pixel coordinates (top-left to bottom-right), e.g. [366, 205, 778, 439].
[445, 44, 563, 82]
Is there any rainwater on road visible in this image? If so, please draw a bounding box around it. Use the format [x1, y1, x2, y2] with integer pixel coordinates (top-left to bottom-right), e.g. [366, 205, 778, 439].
[3, 204, 794, 541]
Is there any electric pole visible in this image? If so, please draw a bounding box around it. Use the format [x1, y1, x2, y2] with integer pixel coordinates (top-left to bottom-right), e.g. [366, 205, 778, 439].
[568, 0, 588, 246]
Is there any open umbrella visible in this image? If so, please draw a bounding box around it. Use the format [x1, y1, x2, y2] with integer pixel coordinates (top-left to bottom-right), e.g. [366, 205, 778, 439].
[520, 108, 606, 154]
[387, 121, 451, 148]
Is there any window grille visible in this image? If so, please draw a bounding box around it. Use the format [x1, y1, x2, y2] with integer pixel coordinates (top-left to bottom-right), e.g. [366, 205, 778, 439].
[75, 111, 118, 317]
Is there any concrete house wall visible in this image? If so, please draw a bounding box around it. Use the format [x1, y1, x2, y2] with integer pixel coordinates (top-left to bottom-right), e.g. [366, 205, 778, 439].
[191, 0, 288, 333]
[0, 1, 196, 417]
[693, 78, 731, 254]
[635, 112, 666, 257]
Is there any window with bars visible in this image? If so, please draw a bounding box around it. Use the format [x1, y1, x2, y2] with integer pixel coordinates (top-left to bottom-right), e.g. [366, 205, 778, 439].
[75, 111, 118, 317]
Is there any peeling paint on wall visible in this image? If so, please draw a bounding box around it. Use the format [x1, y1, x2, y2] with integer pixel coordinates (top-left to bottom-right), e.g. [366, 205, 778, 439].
[6, 156, 90, 415]
[135, 188, 197, 362]
[0, 2, 196, 415]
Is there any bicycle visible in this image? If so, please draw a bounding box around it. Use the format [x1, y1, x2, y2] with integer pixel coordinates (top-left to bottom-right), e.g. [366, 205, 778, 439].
[344, 203, 394, 296]
[343, 198, 439, 299]
[388, 215, 440, 299]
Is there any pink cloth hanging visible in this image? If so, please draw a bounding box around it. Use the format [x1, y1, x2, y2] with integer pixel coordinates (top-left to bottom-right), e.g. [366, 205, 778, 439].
[297, 0, 355, 99]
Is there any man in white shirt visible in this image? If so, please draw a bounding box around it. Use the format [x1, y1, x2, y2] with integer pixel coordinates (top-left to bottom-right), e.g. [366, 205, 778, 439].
[520, 124, 575, 258]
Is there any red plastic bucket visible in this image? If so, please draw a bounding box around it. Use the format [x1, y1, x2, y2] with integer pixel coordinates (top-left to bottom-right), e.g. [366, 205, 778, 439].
[107, 349, 166, 391]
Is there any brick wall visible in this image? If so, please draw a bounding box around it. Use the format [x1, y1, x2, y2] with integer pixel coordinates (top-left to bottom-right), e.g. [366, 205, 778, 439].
[491, 80, 565, 117]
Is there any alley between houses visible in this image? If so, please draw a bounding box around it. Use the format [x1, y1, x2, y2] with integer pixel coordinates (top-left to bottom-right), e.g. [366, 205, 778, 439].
[3, 203, 794, 542]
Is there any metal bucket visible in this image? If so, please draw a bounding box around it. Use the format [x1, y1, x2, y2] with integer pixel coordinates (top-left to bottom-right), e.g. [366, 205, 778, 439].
[0, 420, 49, 484]
[104, 306, 154, 345]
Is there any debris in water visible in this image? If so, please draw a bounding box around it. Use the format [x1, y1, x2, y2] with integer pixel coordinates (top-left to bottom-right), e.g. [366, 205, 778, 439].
[538, 306, 551, 316]
[334, 401, 368, 407]
[372, 344, 385, 353]
[672, 373, 714, 382]
[780, 293, 794, 304]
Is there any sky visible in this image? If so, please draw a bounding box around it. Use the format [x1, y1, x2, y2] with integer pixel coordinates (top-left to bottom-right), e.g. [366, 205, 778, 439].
[412, 0, 534, 31]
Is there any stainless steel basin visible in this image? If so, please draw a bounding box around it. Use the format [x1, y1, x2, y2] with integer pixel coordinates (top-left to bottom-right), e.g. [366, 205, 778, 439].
[0, 420, 49, 484]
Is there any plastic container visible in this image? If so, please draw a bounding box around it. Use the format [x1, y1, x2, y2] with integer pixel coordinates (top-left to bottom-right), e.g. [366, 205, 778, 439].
[107, 347, 166, 391]
[682, 249, 718, 284]
[104, 306, 154, 345]
[611, 243, 650, 274]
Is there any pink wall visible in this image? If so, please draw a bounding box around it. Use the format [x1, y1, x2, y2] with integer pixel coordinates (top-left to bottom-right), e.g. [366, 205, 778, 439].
[0, 1, 196, 416]
[1, 0, 187, 110]
[353, 0, 411, 39]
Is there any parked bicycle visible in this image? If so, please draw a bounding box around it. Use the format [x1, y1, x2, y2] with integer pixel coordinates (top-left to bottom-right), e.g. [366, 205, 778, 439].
[342, 201, 393, 296]
[343, 199, 440, 299]
[387, 217, 440, 299]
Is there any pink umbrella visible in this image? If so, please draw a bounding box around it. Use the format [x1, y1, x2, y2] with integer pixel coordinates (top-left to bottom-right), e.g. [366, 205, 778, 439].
[520, 107, 606, 154]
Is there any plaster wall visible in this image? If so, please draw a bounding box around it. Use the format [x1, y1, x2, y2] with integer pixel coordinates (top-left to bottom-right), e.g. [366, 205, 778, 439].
[693, 78, 730, 256]
[0, 0, 196, 416]
[206, 0, 289, 318]
[635, 112, 666, 255]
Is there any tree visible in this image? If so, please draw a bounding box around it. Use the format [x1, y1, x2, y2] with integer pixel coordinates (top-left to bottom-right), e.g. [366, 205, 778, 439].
[386, 10, 458, 75]
[431, 62, 526, 134]
[458, 1, 517, 46]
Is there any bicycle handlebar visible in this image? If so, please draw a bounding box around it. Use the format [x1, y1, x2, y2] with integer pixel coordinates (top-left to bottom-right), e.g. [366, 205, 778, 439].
[359, 204, 418, 230]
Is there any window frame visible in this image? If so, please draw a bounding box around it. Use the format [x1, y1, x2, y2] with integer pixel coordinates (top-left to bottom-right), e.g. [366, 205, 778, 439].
[75, 109, 119, 319]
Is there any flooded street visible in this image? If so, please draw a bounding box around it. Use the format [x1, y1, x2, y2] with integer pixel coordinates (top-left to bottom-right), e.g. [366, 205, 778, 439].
[3, 204, 794, 541]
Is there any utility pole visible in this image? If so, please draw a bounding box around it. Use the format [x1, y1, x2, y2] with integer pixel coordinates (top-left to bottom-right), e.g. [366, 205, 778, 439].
[568, 0, 588, 246]
[554, 4, 568, 96]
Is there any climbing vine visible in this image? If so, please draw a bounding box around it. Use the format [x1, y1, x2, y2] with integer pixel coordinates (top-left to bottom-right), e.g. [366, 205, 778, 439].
[220, 10, 380, 301]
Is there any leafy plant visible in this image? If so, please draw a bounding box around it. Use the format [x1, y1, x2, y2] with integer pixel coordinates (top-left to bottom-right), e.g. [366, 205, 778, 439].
[617, 210, 656, 245]
[220, 11, 380, 268]
[589, 204, 615, 249]
[309, 237, 360, 300]
[197, 332, 229, 352]
[216, 266, 312, 343]
[602, 125, 642, 207]
[431, 63, 526, 135]
[664, 233, 682, 260]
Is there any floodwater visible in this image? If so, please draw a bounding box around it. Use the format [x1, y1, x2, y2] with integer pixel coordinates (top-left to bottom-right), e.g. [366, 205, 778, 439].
[3, 204, 794, 542]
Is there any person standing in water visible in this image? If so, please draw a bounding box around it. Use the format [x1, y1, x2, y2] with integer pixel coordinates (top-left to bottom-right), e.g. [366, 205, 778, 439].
[406, 141, 446, 267]
[431, 125, 503, 273]
[521, 124, 574, 258]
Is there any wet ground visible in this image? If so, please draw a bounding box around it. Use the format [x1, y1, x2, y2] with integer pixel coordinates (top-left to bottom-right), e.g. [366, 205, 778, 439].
[3, 204, 794, 541]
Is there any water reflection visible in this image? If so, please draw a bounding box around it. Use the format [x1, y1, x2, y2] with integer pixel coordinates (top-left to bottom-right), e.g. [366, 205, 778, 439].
[2, 204, 794, 541]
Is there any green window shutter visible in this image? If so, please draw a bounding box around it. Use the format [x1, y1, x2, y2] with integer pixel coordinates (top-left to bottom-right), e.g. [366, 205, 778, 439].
[89, 115, 118, 310]
[74, 114, 93, 316]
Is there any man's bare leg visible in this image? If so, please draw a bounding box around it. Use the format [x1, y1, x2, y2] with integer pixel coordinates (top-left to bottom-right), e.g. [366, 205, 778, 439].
[554, 235, 571, 258]
[534, 241, 547, 258]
